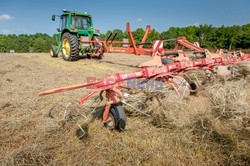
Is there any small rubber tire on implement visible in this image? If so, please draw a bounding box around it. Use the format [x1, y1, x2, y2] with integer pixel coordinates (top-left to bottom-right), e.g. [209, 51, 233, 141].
[61, 32, 79, 61]
[161, 58, 173, 65]
[50, 45, 58, 58]
[104, 104, 126, 131]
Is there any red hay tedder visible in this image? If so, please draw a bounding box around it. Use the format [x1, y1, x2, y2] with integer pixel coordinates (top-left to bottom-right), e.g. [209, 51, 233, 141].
[42, 20, 250, 136]
[40, 48, 250, 133]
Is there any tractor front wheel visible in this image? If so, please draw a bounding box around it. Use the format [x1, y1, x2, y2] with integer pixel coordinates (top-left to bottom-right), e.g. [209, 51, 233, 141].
[104, 104, 126, 131]
[50, 45, 58, 58]
[61, 32, 79, 61]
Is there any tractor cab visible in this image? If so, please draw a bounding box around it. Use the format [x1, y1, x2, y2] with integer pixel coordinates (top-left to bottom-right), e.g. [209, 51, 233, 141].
[72, 15, 91, 30]
[54, 10, 96, 37]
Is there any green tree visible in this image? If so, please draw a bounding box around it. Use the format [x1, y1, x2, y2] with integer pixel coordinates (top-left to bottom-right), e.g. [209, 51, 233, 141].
[132, 28, 145, 43]
[196, 24, 214, 48]
[0, 23, 249, 53]
[241, 24, 250, 49]
[33, 37, 46, 52]
[112, 29, 124, 41]
[227, 25, 242, 50]
[146, 29, 160, 42]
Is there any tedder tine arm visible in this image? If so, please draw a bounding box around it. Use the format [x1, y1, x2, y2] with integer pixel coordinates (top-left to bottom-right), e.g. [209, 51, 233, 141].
[39, 81, 101, 96]
[139, 25, 151, 49]
[78, 90, 98, 105]
[106, 33, 113, 43]
[111, 33, 117, 44]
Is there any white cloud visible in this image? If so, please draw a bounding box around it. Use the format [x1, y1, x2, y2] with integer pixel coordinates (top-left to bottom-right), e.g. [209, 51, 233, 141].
[0, 14, 13, 21]
[137, 18, 143, 22]
[192, 23, 199, 26]
[1, 29, 10, 34]
[187, 22, 199, 27]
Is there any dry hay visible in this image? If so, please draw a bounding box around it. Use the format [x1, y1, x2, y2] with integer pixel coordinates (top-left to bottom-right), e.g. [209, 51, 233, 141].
[205, 79, 250, 130]
[122, 67, 250, 165]
[1, 53, 250, 165]
[150, 92, 213, 128]
[122, 63, 250, 131]
[120, 73, 250, 165]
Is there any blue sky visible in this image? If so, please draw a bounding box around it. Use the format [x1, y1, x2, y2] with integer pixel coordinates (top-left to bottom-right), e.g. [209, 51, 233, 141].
[0, 0, 249, 36]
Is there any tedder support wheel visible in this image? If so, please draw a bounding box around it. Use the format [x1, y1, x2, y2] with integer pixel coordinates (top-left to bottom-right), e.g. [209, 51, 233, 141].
[61, 32, 79, 61]
[50, 45, 58, 58]
[162, 58, 173, 65]
[104, 104, 126, 131]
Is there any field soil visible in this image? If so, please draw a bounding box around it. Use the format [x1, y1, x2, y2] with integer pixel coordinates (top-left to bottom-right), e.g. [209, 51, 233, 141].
[0, 53, 250, 165]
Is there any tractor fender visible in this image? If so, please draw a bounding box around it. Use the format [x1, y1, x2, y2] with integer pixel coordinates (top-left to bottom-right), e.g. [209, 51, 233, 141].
[61, 29, 74, 36]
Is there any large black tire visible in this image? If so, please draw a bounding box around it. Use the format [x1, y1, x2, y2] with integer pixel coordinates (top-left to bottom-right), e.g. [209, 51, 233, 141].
[50, 45, 58, 58]
[104, 104, 126, 131]
[61, 32, 79, 61]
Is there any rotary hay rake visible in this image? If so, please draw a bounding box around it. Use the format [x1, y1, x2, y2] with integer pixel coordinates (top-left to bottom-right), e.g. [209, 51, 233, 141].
[102, 22, 210, 57]
[39, 51, 250, 134]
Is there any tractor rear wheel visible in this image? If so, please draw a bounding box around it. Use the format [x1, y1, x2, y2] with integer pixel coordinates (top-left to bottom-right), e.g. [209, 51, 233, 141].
[61, 32, 79, 61]
[50, 45, 58, 57]
[104, 104, 126, 131]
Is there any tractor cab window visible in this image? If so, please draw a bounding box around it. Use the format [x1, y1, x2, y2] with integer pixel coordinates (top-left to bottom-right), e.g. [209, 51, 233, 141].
[72, 16, 91, 30]
[60, 15, 68, 31]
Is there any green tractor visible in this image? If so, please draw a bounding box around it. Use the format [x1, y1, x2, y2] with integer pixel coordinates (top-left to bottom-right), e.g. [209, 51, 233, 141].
[50, 10, 104, 61]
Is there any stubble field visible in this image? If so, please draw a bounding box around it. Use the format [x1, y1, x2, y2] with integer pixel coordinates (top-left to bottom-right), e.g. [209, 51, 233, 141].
[0, 53, 250, 165]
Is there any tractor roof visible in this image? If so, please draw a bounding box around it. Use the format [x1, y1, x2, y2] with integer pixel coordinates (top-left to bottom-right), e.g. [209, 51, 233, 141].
[62, 10, 91, 17]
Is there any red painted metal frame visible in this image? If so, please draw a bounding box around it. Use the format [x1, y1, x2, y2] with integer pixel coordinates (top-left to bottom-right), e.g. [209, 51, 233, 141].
[79, 23, 205, 57]
[40, 54, 250, 97]
[102, 29, 205, 57]
[173, 36, 204, 52]
[102, 23, 152, 55]
[78, 22, 153, 56]
[101, 24, 204, 56]
[40, 54, 250, 122]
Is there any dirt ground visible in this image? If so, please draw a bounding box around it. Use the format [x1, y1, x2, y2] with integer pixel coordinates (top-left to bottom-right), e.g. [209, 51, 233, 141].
[0, 53, 250, 165]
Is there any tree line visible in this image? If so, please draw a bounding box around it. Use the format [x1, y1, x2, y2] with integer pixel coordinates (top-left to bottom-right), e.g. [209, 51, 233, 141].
[0, 24, 249, 53]
[0, 33, 56, 53]
[101, 24, 250, 50]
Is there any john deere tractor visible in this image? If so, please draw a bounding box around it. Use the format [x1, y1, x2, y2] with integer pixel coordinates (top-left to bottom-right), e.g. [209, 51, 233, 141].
[50, 10, 104, 61]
